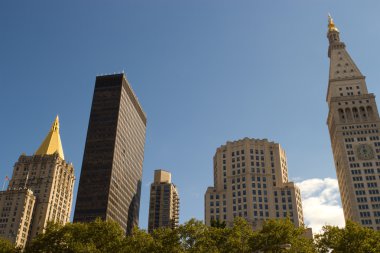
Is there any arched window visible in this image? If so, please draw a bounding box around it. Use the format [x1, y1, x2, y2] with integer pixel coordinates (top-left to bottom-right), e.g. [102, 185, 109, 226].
[359, 106, 367, 120]
[367, 106, 374, 120]
[352, 107, 360, 121]
[345, 108, 353, 122]
[338, 109, 345, 123]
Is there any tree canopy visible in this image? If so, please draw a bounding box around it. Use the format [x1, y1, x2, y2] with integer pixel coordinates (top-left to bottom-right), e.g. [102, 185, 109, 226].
[315, 220, 380, 253]
[25, 218, 125, 253]
[0, 218, 376, 252]
[0, 237, 20, 253]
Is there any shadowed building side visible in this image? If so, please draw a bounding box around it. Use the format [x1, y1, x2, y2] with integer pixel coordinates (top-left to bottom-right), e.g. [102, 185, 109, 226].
[74, 73, 147, 234]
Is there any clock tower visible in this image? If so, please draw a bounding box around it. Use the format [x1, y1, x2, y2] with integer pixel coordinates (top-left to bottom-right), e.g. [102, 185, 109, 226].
[326, 15, 380, 229]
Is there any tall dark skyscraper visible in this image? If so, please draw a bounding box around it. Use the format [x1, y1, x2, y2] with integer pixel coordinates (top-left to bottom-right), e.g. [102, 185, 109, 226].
[74, 73, 147, 234]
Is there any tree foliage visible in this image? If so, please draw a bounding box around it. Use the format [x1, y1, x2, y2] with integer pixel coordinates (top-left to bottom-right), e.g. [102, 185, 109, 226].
[151, 227, 182, 253]
[210, 219, 226, 229]
[0, 237, 20, 253]
[25, 218, 124, 253]
[123, 227, 154, 253]
[315, 220, 380, 253]
[0, 218, 377, 252]
[251, 218, 315, 253]
[225, 217, 255, 253]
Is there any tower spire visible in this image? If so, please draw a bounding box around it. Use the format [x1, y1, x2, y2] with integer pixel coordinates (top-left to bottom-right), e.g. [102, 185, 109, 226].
[328, 14, 339, 33]
[325, 15, 363, 86]
[327, 13, 342, 48]
[35, 115, 65, 159]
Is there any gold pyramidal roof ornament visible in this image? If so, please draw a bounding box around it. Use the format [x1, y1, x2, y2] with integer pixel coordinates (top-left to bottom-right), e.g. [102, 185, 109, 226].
[328, 14, 339, 33]
[35, 115, 65, 159]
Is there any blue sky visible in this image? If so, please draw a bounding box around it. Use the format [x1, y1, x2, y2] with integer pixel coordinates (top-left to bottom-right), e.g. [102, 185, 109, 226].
[1, 1, 380, 231]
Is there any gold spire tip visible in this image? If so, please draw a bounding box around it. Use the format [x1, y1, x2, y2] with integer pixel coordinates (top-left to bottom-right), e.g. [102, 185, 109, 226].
[328, 13, 339, 32]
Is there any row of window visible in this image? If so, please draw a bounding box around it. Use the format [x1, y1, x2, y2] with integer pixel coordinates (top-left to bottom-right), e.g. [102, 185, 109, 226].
[355, 189, 379, 195]
[357, 196, 380, 202]
[343, 130, 379, 136]
[354, 182, 378, 188]
[223, 149, 274, 158]
[351, 168, 379, 175]
[342, 123, 377, 130]
[352, 175, 380, 181]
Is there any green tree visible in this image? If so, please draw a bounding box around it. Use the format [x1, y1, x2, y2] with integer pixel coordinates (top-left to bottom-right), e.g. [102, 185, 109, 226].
[224, 217, 255, 253]
[20, 217, 318, 253]
[251, 218, 315, 253]
[178, 219, 207, 252]
[151, 227, 183, 253]
[82, 218, 124, 252]
[207, 225, 229, 253]
[25, 222, 69, 253]
[0, 237, 20, 253]
[315, 220, 380, 253]
[178, 218, 226, 253]
[122, 227, 154, 253]
[25, 219, 124, 253]
[210, 219, 226, 229]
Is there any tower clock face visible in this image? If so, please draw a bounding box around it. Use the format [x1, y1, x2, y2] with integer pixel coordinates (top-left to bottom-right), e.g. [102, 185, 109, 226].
[356, 144, 374, 160]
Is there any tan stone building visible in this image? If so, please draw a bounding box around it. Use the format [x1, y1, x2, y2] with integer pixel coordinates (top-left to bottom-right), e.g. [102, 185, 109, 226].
[0, 116, 75, 247]
[204, 138, 305, 230]
[0, 189, 35, 247]
[326, 16, 380, 229]
[148, 170, 179, 233]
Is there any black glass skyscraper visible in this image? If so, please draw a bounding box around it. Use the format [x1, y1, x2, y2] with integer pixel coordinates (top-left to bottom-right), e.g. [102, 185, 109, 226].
[74, 74, 147, 234]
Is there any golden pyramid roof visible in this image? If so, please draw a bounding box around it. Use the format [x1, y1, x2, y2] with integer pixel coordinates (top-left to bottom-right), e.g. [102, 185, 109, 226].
[35, 115, 65, 159]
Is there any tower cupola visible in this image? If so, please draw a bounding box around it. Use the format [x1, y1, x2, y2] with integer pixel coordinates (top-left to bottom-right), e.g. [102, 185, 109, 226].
[327, 14, 340, 43]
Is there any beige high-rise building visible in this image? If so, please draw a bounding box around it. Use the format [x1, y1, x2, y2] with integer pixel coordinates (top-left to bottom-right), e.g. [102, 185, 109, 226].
[0, 116, 75, 247]
[204, 138, 305, 230]
[326, 16, 380, 229]
[148, 170, 179, 233]
[0, 189, 35, 247]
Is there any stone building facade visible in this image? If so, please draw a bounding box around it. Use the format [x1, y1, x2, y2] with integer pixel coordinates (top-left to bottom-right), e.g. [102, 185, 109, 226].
[0, 189, 35, 247]
[326, 16, 380, 229]
[148, 170, 179, 233]
[204, 138, 305, 230]
[0, 116, 75, 247]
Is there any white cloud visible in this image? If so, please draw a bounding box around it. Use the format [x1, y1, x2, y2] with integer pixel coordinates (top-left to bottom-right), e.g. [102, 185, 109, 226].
[297, 178, 345, 233]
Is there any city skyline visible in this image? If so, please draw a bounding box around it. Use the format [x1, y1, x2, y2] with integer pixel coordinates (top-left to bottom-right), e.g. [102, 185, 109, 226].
[2, 1, 380, 233]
